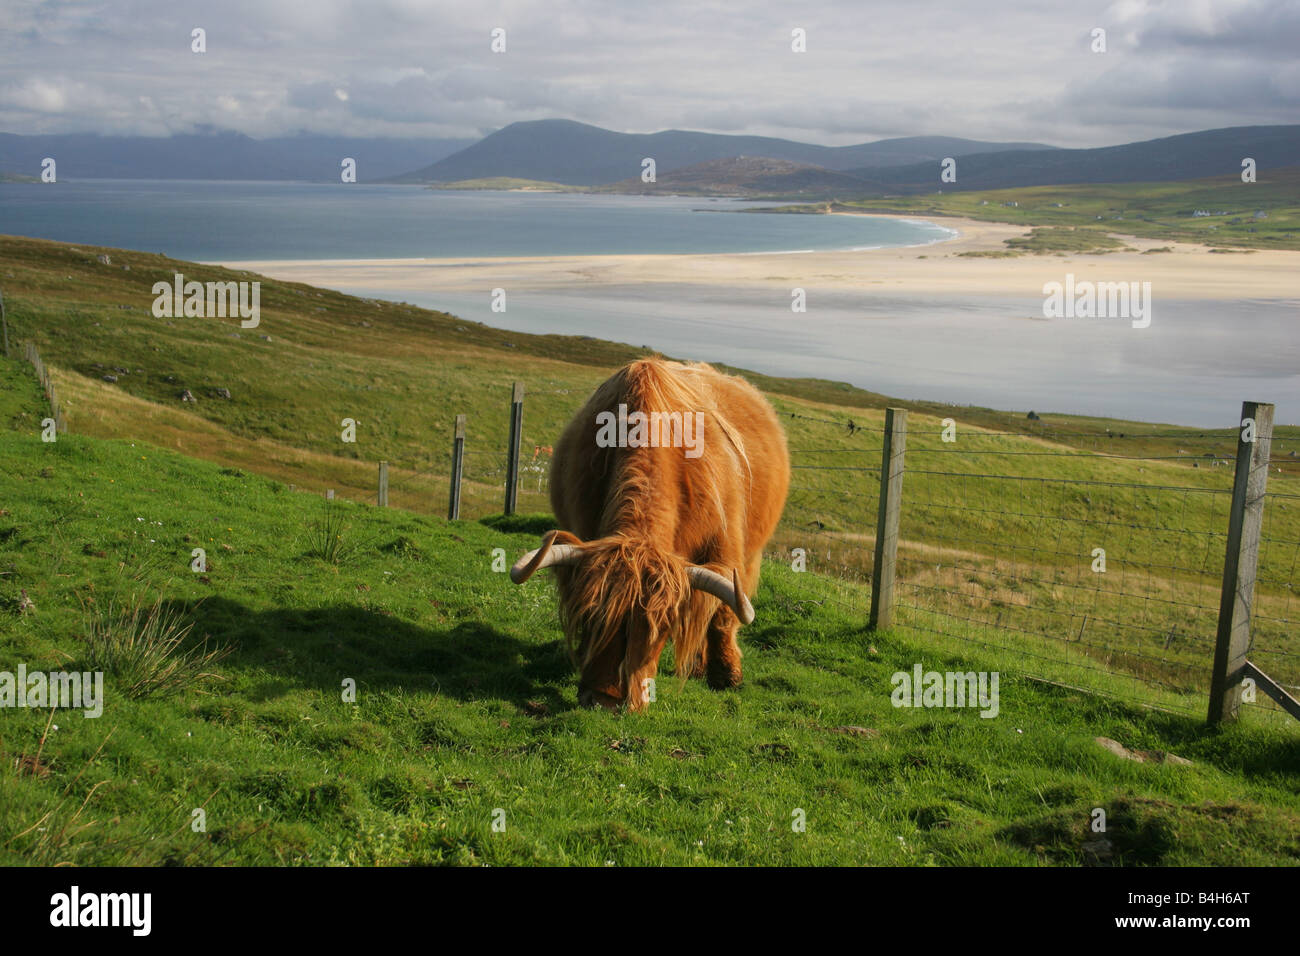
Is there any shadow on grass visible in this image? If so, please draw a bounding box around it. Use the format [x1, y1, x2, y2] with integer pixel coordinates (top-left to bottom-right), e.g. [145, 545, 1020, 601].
[166, 596, 576, 715]
[478, 513, 556, 537]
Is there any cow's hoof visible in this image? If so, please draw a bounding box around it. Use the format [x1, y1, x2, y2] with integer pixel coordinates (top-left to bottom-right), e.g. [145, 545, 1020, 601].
[706, 667, 742, 691]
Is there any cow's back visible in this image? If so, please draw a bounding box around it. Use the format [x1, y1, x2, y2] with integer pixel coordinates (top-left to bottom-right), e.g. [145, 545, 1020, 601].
[549, 360, 788, 559]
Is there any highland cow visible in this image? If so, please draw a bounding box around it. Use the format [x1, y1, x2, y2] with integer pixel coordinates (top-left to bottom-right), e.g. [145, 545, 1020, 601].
[510, 359, 790, 710]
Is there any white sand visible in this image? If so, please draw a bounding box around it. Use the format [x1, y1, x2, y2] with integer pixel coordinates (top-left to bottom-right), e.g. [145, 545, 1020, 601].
[218, 214, 1300, 301]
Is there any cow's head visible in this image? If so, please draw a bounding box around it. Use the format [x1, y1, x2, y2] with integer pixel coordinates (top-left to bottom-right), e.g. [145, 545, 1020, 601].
[510, 530, 753, 711]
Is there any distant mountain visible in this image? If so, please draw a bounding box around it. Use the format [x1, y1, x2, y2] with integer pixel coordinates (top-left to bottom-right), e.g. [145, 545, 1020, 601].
[856, 125, 1300, 192]
[389, 119, 1058, 185]
[834, 135, 1060, 168]
[0, 130, 474, 181]
[10, 121, 1287, 195]
[595, 156, 881, 197]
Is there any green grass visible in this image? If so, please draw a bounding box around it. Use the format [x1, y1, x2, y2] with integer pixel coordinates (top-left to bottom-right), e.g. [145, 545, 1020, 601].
[303, 497, 355, 565]
[2, 234, 1300, 864]
[2, 397, 1299, 865]
[3, 232, 1298, 708]
[81, 593, 231, 700]
[1001, 226, 1133, 255]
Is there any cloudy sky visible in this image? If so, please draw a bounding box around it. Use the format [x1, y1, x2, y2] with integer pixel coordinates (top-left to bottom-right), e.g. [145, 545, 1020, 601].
[2, 0, 1297, 147]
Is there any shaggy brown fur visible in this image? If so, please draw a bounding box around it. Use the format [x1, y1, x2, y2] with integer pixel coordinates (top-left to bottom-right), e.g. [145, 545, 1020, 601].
[545, 358, 790, 711]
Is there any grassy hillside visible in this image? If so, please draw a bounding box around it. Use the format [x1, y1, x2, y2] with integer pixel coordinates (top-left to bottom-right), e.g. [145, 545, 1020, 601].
[3, 354, 1300, 865]
[759, 166, 1300, 250]
[2, 233, 1299, 864]
[2, 233, 1298, 708]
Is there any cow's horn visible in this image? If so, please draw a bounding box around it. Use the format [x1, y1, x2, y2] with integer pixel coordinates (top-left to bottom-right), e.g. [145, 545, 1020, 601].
[687, 566, 755, 625]
[510, 531, 584, 584]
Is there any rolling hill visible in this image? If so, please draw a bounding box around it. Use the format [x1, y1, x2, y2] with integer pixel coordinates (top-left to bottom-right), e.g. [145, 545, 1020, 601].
[594, 156, 882, 197]
[857, 125, 1300, 193]
[0, 130, 474, 182]
[394, 121, 1300, 202]
[389, 118, 1057, 186]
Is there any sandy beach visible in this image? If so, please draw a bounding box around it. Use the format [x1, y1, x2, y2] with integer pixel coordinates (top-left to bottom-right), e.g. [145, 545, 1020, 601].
[218, 214, 1299, 301]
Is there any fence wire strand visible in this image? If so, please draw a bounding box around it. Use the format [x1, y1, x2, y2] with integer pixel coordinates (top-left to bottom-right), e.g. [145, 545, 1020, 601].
[391, 384, 1297, 723]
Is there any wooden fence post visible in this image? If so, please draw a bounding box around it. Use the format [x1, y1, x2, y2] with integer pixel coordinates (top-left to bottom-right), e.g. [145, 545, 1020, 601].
[504, 382, 524, 515]
[1, 289, 9, 358]
[1208, 401, 1274, 725]
[378, 461, 389, 507]
[870, 407, 908, 630]
[448, 413, 466, 520]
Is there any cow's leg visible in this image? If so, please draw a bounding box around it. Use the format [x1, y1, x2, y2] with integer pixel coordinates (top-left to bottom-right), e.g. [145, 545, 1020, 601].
[624, 650, 663, 713]
[745, 552, 763, 597]
[576, 627, 627, 711]
[705, 606, 743, 689]
[688, 649, 708, 679]
[708, 550, 762, 689]
[688, 606, 709, 679]
[622, 624, 674, 712]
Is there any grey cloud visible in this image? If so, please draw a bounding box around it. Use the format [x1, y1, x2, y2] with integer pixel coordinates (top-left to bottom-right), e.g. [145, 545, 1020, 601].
[1108, 0, 1300, 58]
[0, 0, 1296, 146]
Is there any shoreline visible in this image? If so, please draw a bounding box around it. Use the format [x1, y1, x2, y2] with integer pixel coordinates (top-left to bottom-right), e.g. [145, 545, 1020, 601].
[215, 214, 1300, 300]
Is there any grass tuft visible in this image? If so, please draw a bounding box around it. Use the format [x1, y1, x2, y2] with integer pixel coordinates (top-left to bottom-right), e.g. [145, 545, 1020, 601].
[81, 594, 231, 699]
[304, 498, 353, 564]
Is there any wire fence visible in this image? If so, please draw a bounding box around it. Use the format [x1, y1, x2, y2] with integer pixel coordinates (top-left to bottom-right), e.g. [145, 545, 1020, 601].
[766, 415, 886, 634]
[20, 341, 67, 434]
[326, 383, 583, 515]
[26, 323, 1290, 726]
[1254, 490, 1300, 702]
[772, 408, 1296, 723]
[323, 379, 1298, 727]
[894, 464, 1234, 717]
